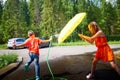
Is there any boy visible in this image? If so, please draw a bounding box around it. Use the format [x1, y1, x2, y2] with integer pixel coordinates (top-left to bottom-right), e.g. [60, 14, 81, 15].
[14, 30, 52, 80]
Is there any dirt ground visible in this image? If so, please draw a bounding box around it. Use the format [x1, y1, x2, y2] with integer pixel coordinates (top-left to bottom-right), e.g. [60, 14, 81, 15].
[40, 52, 120, 80]
[1, 45, 120, 80]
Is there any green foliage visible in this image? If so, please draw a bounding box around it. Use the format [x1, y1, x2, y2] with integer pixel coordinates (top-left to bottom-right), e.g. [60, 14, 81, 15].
[0, 25, 4, 43]
[28, 0, 41, 26]
[52, 40, 120, 46]
[0, 0, 120, 43]
[107, 35, 120, 41]
[0, 53, 18, 69]
[114, 0, 120, 34]
[0, 0, 3, 24]
[0, 44, 7, 49]
[41, 0, 57, 38]
[27, 0, 43, 37]
[1, 0, 30, 43]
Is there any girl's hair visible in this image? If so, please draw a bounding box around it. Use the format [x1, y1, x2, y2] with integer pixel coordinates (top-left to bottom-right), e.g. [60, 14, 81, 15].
[28, 30, 34, 36]
[88, 21, 100, 35]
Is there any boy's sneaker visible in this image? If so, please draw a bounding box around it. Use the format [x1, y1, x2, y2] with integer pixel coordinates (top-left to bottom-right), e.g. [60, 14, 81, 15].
[86, 73, 94, 79]
[24, 64, 29, 72]
[36, 76, 40, 80]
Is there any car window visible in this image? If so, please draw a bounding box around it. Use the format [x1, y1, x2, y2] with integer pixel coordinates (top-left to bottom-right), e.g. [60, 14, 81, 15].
[40, 38, 45, 40]
[16, 39, 25, 42]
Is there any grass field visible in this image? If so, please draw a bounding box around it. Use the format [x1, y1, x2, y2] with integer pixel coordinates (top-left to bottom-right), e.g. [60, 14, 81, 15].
[0, 41, 120, 49]
[52, 40, 120, 46]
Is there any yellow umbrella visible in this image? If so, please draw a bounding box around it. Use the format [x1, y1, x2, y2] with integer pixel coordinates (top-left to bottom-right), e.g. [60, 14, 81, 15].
[58, 12, 86, 44]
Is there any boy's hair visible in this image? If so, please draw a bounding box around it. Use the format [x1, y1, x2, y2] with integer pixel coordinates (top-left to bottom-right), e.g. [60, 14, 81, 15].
[28, 30, 34, 36]
[88, 21, 99, 35]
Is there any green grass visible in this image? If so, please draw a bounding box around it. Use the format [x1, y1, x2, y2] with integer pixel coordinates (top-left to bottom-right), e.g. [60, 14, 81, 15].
[52, 40, 120, 46]
[0, 41, 120, 49]
[0, 44, 7, 50]
[0, 53, 18, 69]
[108, 41, 120, 44]
[52, 41, 89, 46]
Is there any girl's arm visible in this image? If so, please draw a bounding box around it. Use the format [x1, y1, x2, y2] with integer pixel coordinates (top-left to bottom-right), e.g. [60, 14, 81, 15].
[78, 30, 103, 44]
[79, 34, 94, 44]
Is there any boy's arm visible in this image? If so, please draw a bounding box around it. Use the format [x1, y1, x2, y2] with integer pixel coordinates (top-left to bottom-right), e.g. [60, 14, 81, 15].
[41, 40, 51, 43]
[41, 36, 52, 44]
[13, 43, 25, 48]
[16, 43, 25, 47]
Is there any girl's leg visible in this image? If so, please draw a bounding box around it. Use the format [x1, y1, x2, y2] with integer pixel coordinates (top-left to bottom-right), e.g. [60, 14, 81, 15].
[91, 57, 98, 74]
[86, 57, 98, 79]
[110, 61, 120, 75]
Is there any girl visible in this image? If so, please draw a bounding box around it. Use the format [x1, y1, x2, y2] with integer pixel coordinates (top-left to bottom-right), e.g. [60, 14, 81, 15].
[79, 21, 120, 79]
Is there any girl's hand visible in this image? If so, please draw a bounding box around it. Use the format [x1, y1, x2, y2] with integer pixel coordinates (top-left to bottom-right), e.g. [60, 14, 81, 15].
[78, 34, 83, 37]
[78, 34, 85, 41]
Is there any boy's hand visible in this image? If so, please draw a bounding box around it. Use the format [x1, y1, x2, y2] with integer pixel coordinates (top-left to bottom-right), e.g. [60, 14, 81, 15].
[49, 36, 53, 41]
[13, 44, 16, 49]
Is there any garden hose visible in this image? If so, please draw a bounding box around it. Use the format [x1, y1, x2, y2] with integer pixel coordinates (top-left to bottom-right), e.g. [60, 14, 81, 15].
[46, 41, 55, 80]
[46, 41, 68, 80]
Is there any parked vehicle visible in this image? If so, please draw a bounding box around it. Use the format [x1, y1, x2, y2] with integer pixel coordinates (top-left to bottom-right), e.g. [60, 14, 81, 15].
[39, 38, 50, 48]
[7, 38, 26, 49]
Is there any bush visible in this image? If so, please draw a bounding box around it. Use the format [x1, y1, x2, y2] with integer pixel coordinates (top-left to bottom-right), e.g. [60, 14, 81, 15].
[0, 53, 18, 69]
[107, 35, 120, 41]
[0, 44, 7, 50]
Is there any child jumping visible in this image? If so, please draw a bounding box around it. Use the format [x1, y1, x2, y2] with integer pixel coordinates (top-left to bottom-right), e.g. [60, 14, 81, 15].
[79, 21, 120, 79]
[13, 30, 52, 80]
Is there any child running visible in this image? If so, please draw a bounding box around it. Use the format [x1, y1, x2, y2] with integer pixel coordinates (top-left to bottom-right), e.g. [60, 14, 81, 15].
[79, 21, 120, 79]
[13, 30, 52, 80]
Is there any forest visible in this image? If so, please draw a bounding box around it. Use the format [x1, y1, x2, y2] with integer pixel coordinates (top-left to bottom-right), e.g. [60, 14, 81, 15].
[0, 0, 120, 44]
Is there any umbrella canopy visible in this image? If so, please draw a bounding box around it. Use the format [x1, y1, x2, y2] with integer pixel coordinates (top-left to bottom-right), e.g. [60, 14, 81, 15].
[58, 12, 86, 44]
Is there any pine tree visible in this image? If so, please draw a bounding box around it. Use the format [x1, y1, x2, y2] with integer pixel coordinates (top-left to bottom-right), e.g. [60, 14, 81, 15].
[41, 0, 74, 38]
[54, 0, 73, 33]
[28, 0, 42, 36]
[40, 0, 54, 38]
[104, 2, 117, 35]
[19, 0, 30, 26]
[2, 0, 30, 42]
[0, 0, 3, 24]
[115, 0, 120, 34]
[0, 0, 3, 43]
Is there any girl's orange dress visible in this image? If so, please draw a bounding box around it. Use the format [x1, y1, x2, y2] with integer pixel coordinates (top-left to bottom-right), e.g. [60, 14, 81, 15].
[95, 36, 114, 62]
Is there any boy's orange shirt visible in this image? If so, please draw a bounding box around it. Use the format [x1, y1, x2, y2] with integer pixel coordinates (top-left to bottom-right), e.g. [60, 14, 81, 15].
[24, 35, 42, 55]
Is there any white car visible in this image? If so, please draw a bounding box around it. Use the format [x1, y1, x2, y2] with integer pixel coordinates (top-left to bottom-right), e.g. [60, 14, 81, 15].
[7, 38, 26, 49]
